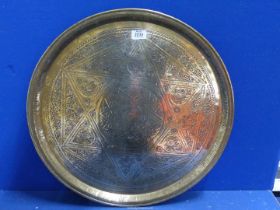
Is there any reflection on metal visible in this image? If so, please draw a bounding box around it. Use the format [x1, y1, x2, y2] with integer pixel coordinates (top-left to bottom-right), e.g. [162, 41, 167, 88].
[27, 9, 234, 206]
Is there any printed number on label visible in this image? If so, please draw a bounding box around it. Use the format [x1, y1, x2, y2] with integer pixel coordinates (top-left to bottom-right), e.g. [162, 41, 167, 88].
[131, 30, 147, 40]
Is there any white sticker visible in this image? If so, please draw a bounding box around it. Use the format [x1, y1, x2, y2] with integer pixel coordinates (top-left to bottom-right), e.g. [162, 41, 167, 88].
[273, 179, 280, 192]
[131, 30, 147, 40]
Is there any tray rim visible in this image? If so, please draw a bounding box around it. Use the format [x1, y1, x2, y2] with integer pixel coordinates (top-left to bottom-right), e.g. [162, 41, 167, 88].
[26, 8, 234, 206]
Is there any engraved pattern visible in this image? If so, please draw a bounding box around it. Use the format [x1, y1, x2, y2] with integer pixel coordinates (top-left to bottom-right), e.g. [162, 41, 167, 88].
[45, 23, 221, 194]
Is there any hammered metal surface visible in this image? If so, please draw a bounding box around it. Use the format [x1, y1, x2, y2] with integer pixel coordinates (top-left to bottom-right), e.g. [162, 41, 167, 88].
[27, 9, 233, 206]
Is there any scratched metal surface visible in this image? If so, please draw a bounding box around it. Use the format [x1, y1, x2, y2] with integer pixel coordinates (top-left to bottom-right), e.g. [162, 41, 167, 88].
[27, 9, 233, 206]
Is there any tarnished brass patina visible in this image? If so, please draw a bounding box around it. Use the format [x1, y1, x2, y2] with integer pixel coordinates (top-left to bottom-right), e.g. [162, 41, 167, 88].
[27, 9, 234, 206]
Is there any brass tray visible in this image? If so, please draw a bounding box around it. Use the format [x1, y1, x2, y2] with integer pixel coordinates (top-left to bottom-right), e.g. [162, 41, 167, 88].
[27, 9, 234, 206]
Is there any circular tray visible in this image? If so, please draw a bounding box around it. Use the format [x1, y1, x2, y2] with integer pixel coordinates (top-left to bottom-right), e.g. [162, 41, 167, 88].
[27, 9, 234, 206]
